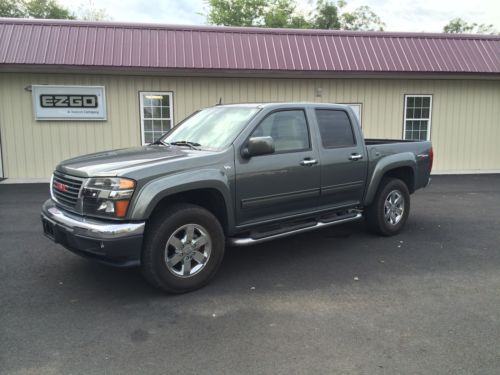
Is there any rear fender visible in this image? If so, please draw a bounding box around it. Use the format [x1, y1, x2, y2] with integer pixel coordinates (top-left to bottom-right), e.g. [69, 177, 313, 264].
[364, 153, 416, 206]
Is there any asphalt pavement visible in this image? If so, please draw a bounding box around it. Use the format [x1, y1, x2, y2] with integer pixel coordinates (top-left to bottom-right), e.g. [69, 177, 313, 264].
[1, 175, 499, 374]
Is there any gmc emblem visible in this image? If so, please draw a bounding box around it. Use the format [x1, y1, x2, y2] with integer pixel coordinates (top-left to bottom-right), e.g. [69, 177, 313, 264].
[40, 95, 98, 108]
[53, 182, 69, 193]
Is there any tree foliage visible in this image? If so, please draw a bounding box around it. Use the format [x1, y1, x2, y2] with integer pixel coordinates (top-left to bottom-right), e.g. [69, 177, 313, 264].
[443, 18, 497, 35]
[204, 0, 385, 31]
[0, 0, 25, 17]
[340, 5, 385, 31]
[313, 0, 340, 30]
[206, 0, 267, 27]
[0, 0, 75, 19]
[263, 0, 297, 28]
[77, 0, 111, 21]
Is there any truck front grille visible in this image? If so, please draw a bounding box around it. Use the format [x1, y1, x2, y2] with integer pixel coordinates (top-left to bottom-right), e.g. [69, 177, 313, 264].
[52, 171, 84, 208]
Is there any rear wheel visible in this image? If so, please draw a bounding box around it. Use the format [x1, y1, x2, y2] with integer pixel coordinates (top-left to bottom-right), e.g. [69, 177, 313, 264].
[141, 203, 225, 293]
[365, 178, 410, 236]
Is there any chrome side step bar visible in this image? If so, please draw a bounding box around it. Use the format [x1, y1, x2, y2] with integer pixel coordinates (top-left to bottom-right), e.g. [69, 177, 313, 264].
[228, 212, 363, 246]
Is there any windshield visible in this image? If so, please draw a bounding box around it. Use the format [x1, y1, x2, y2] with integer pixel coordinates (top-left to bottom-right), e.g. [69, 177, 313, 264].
[161, 106, 261, 150]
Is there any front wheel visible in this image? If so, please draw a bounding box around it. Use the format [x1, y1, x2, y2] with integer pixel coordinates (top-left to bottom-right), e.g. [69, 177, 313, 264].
[141, 203, 225, 293]
[365, 178, 410, 236]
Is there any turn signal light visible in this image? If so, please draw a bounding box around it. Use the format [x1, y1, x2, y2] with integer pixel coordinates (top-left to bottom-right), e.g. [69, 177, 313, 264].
[115, 200, 130, 218]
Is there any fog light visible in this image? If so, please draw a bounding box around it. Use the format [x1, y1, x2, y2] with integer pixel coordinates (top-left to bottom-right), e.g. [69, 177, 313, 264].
[98, 201, 115, 213]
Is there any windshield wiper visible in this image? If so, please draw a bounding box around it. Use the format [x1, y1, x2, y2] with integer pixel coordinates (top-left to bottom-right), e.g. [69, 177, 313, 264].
[170, 141, 201, 150]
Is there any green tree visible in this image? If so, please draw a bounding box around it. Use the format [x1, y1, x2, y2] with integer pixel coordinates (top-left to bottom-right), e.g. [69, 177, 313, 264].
[288, 15, 312, 29]
[25, 0, 74, 19]
[77, 0, 111, 21]
[443, 18, 497, 34]
[204, 0, 385, 31]
[263, 0, 296, 28]
[205, 0, 266, 27]
[0, 0, 25, 17]
[0, 0, 75, 19]
[340, 5, 385, 31]
[313, 0, 340, 30]
[205, 0, 311, 28]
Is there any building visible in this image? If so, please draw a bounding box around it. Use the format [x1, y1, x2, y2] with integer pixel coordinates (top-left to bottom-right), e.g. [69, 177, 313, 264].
[0, 18, 499, 180]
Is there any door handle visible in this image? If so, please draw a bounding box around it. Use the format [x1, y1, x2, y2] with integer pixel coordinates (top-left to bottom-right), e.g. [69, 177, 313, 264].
[348, 153, 363, 161]
[300, 159, 318, 166]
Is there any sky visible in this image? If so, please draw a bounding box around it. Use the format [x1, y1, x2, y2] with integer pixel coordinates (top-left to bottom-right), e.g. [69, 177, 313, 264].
[59, 0, 500, 33]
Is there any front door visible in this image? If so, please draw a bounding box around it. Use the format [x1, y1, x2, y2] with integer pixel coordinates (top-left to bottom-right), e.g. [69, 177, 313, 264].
[235, 109, 321, 227]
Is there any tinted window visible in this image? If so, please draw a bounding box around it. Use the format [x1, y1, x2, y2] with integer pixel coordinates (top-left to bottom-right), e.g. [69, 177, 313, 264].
[316, 110, 355, 148]
[251, 110, 310, 152]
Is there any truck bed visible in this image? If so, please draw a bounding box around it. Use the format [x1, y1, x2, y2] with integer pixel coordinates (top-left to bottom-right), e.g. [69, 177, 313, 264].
[365, 138, 433, 193]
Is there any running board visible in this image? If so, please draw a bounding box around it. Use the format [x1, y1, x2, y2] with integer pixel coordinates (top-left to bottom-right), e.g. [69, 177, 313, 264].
[228, 212, 363, 246]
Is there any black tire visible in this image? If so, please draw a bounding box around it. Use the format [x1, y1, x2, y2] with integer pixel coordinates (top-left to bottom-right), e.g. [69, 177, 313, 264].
[365, 177, 410, 236]
[141, 203, 225, 293]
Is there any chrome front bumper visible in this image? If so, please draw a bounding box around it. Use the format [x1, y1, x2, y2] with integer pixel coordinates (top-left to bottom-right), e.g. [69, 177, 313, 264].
[41, 199, 145, 240]
[41, 199, 145, 267]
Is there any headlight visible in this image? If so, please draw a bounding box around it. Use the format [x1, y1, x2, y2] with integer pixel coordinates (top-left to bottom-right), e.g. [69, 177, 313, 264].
[81, 177, 136, 218]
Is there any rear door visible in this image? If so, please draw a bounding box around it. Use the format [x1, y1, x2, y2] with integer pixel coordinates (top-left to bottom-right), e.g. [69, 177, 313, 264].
[313, 108, 368, 208]
[234, 109, 321, 226]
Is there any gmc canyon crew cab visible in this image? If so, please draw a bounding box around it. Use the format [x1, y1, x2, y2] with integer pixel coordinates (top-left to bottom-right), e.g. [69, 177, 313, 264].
[41, 103, 433, 293]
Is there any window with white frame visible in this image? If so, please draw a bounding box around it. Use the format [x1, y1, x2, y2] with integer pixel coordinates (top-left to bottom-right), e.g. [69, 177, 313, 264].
[140, 92, 173, 144]
[403, 95, 432, 141]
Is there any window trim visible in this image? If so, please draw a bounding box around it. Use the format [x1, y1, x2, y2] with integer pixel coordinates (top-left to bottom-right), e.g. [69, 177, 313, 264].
[139, 91, 174, 145]
[402, 94, 433, 141]
[314, 108, 358, 149]
[245, 108, 312, 156]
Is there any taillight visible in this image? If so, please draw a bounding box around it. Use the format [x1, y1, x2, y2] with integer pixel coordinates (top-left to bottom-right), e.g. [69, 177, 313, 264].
[429, 147, 434, 172]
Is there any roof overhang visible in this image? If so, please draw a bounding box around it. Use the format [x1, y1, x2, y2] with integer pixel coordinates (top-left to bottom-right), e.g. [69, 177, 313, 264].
[1, 65, 499, 80]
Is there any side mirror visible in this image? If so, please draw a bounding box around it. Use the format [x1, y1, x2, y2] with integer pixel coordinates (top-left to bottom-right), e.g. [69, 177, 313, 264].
[241, 136, 275, 158]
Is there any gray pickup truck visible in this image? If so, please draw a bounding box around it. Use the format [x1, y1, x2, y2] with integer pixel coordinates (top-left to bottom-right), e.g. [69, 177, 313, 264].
[41, 103, 433, 293]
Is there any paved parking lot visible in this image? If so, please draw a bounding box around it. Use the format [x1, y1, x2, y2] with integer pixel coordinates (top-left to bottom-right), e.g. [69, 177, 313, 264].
[1, 175, 499, 374]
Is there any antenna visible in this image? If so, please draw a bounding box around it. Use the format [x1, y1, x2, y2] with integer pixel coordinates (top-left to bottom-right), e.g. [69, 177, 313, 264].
[217, 97, 222, 105]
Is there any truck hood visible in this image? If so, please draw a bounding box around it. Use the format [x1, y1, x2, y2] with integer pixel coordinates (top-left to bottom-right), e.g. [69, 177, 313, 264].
[56, 145, 218, 178]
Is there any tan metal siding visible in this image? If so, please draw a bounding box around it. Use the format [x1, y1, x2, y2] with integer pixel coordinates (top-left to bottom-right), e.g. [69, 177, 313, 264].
[0, 73, 499, 178]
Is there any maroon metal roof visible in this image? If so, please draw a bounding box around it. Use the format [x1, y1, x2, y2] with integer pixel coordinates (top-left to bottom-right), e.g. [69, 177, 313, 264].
[0, 18, 499, 75]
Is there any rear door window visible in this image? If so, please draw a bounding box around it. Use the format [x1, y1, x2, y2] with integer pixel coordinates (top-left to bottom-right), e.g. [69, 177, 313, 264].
[315, 110, 356, 148]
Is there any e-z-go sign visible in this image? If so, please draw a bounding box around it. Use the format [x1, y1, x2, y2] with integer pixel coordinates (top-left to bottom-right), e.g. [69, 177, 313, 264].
[32, 85, 106, 120]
